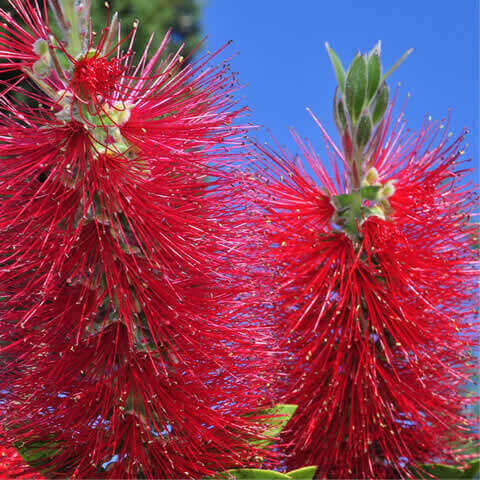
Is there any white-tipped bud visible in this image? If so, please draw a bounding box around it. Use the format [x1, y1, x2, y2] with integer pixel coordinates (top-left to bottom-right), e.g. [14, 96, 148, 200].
[364, 167, 379, 185]
[103, 101, 134, 126]
[111, 126, 123, 143]
[33, 38, 50, 58]
[380, 180, 395, 199]
[32, 39, 53, 79]
[116, 108, 132, 126]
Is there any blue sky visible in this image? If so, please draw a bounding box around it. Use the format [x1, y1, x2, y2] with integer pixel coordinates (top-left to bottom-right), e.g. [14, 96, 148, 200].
[204, 1, 478, 182]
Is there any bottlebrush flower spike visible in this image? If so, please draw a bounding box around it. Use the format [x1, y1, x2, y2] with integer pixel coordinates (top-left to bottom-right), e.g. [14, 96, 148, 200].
[251, 43, 478, 478]
[0, 1, 273, 477]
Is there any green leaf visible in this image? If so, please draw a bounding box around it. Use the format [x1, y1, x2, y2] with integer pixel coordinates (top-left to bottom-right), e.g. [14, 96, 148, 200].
[287, 466, 317, 480]
[332, 193, 354, 210]
[337, 100, 347, 130]
[372, 83, 389, 125]
[345, 54, 367, 124]
[415, 464, 466, 479]
[223, 469, 292, 479]
[325, 43, 346, 95]
[412, 459, 480, 480]
[333, 88, 347, 133]
[462, 460, 479, 479]
[257, 404, 298, 439]
[355, 114, 372, 149]
[244, 404, 297, 449]
[368, 40, 382, 57]
[16, 439, 60, 468]
[367, 52, 381, 102]
[360, 185, 381, 201]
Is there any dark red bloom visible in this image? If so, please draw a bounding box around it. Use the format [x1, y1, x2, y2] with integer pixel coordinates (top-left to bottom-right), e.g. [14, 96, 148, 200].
[72, 52, 124, 101]
[251, 107, 478, 478]
[0, 4, 272, 478]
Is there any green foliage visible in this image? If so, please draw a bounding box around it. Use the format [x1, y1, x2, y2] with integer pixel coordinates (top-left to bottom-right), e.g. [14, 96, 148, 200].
[90, 0, 202, 59]
[248, 404, 297, 448]
[0, 0, 202, 60]
[326, 42, 410, 142]
[325, 43, 345, 96]
[285, 466, 317, 480]
[210, 466, 317, 480]
[355, 113, 372, 148]
[214, 469, 292, 480]
[15, 437, 61, 472]
[344, 54, 367, 125]
[207, 405, 315, 480]
[333, 88, 347, 132]
[366, 43, 381, 102]
[371, 83, 389, 125]
[359, 185, 382, 201]
[414, 459, 479, 479]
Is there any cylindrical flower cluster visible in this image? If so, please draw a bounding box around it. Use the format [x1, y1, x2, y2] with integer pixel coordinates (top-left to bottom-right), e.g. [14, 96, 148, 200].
[0, 1, 272, 477]
[0, 4, 477, 479]
[250, 45, 478, 478]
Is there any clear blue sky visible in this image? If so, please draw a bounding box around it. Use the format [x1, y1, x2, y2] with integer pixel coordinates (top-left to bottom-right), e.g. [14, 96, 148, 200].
[204, 1, 478, 183]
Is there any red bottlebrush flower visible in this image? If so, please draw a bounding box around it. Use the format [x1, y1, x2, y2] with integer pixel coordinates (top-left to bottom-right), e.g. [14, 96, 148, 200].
[251, 99, 478, 477]
[71, 50, 124, 102]
[0, 3, 272, 478]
